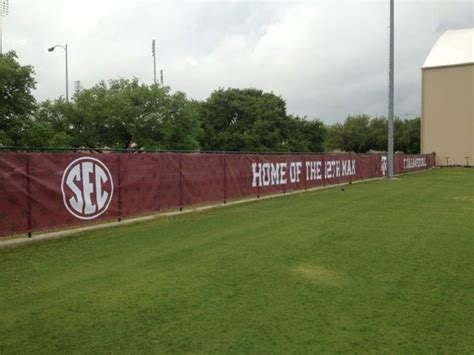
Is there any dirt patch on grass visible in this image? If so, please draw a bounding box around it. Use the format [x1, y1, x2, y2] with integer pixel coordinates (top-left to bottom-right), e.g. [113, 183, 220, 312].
[293, 264, 343, 286]
[452, 196, 474, 203]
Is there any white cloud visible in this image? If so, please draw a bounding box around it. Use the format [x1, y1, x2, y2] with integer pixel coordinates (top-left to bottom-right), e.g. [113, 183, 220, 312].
[3, 0, 473, 123]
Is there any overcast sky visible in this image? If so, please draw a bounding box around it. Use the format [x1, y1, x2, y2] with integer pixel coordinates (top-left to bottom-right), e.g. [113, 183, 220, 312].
[3, 0, 473, 123]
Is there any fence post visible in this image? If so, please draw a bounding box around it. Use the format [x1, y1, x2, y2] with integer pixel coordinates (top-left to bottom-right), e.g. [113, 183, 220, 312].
[322, 155, 326, 187]
[336, 156, 340, 184]
[179, 154, 183, 211]
[257, 155, 260, 198]
[26, 154, 32, 238]
[117, 154, 122, 222]
[372, 154, 376, 178]
[223, 153, 227, 204]
[303, 155, 308, 191]
[156, 155, 161, 212]
[349, 153, 353, 184]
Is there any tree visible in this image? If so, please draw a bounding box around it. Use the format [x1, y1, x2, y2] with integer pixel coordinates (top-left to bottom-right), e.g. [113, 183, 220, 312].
[284, 115, 327, 152]
[132, 92, 202, 150]
[31, 79, 202, 150]
[395, 117, 420, 153]
[199, 88, 289, 152]
[18, 99, 73, 147]
[324, 123, 344, 152]
[340, 115, 370, 153]
[67, 79, 162, 148]
[304, 119, 327, 152]
[324, 115, 421, 153]
[367, 117, 387, 152]
[21, 120, 72, 147]
[0, 51, 36, 145]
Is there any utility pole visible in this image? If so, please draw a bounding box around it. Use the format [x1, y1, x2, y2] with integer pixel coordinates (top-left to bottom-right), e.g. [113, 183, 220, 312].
[152, 39, 157, 85]
[160, 69, 163, 86]
[387, 0, 395, 178]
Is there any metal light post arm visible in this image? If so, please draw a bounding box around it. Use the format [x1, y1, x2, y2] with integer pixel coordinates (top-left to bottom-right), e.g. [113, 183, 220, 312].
[48, 44, 69, 103]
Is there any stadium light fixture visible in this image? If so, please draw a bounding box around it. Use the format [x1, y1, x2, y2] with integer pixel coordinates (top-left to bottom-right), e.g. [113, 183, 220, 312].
[152, 39, 157, 85]
[0, 0, 9, 54]
[48, 44, 69, 103]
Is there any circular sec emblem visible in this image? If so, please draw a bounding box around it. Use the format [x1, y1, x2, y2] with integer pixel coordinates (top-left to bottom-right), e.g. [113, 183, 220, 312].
[61, 157, 114, 220]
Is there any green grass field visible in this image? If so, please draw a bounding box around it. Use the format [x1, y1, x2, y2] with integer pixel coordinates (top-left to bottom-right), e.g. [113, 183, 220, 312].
[1, 168, 473, 353]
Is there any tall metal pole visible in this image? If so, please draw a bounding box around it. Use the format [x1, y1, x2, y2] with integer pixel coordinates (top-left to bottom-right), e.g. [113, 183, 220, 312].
[48, 44, 69, 102]
[0, 0, 9, 55]
[0, 16, 3, 55]
[65, 44, 69, 103]
[152, 39, 157, 85]
[387, 0, 395, 178]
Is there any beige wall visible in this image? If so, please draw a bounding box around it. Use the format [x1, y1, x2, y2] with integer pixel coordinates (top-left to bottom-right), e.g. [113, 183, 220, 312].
[422, 64, 474, 166]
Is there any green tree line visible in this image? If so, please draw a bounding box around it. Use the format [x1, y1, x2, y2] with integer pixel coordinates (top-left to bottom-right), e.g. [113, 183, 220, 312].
[0, 51, 420, 153]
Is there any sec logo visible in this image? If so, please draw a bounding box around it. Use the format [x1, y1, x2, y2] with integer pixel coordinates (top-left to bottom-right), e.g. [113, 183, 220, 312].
[61, 157, 114, 220]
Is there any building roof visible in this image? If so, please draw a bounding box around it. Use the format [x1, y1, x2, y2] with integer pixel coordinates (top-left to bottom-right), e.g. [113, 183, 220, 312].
[423, 28, 474, 69]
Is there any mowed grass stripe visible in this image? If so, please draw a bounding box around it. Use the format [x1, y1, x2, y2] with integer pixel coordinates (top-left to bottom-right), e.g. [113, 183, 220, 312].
[0, 168, 473, 353]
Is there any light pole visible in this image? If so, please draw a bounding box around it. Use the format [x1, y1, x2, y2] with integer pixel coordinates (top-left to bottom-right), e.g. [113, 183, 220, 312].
[387, 0, 395, 178]
[0, 0, 9, 54]
[48, 44, 69, 102]
[152, 39, 157, 85]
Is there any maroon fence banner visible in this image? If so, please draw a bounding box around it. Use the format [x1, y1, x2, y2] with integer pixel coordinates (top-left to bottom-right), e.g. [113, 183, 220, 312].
[0, 152, 435, 237]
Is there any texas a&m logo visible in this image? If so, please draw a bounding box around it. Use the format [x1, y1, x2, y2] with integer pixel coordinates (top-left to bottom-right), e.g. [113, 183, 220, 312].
[61, 157, 114, 220]
[381, 156, 388, 176]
